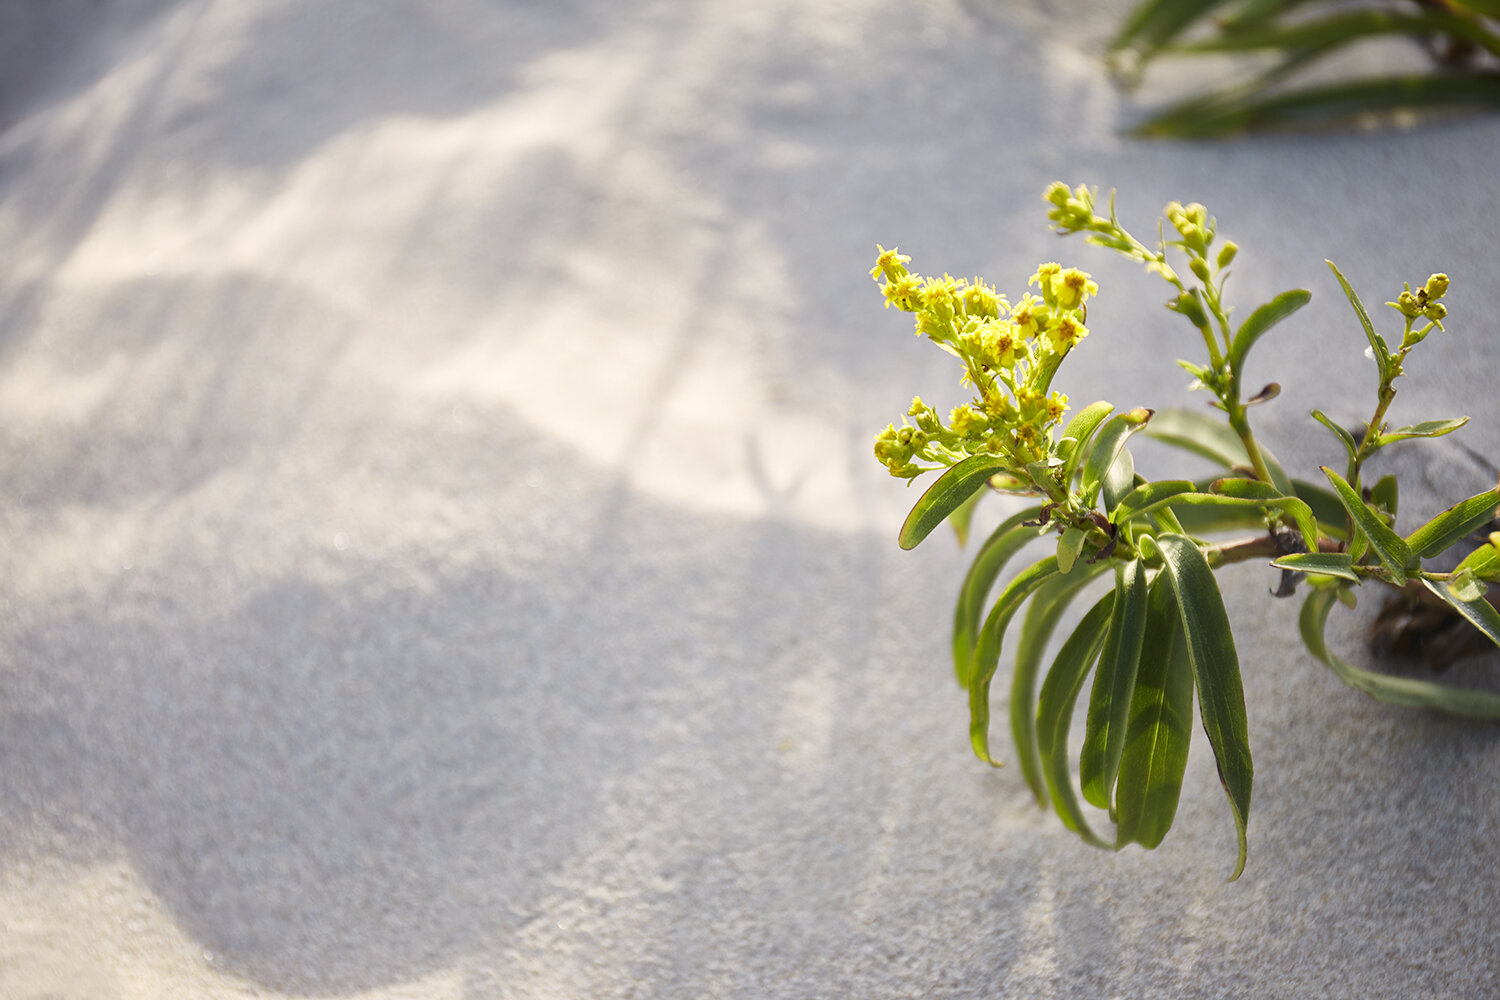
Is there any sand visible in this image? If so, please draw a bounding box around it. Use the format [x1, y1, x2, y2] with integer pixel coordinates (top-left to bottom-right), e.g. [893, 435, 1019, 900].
[3, 1, 1500, 996]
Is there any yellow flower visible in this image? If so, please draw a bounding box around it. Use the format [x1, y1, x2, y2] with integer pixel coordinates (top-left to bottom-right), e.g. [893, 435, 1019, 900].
[1045, 391, 1069, 423]
[883, 274, 922, 312]
[1053, 268, 1097, 310]
[962, 279, 1006, 320]
[1046, 315, 1088, 352]
[870, 245, 912, 282]
[1010, 293, 1045, 340]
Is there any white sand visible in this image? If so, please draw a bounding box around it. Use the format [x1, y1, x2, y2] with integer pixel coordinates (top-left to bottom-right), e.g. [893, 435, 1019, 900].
[3, 1, 1500, 996]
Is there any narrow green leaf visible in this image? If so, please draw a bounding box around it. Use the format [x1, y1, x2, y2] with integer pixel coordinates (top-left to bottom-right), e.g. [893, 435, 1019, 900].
[953, 506, 1047, 685]
[900, 454, 1013, 550]
[1293, 477, 1349, 540]
[1379, 417, 1470, 445]
[1210, 477, 1320, 552]
[1369, 474, 1399, 520]
[1269, 552, 1358, 581]
[1007, 565, 1109, 802]
[1329, 259, 1386, 383]
[1406, 482, 1500, 558]
[1146, 408, 1294, 494]
[1111, 480, 1198, 524]
[1136, 72, 1500, 138]
[1082, 409, 1155, 506]
[1082, 560, 1148, 810]
[1422, 578, 1500, 650]
[1323, 466, 1415, 584]
[1037, 591, 1117, 847]
[1156, 534, 1254, 881]
[1173, 9, 1500, 60]
[1102, 445, 1137, 515]
[1300, 588, 1500, 717]
[1228, 288, 1310, 378]
[1455, 538, 1500, 582]
[1111, 0, 1235, 56]
[1057, 526, 1087, 575]
[1059, 400, 1115, 487]
[1310, 409, 1358, 464]
[1114, 572, 1193, 850]
[970, 558, 1061, 767]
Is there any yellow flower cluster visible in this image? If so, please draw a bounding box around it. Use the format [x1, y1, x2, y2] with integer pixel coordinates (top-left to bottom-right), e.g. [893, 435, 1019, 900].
[871, 246, 1098, 479]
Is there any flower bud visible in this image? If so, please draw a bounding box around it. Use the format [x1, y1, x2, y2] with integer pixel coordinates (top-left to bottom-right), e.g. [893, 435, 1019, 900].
[1423, 301, 1447, 322]
[1394, 290, 1422, 318]
[1424, 273, 1450, 299]
[1189, 258, 1212, 283]
[1216, 241, 1239, 269]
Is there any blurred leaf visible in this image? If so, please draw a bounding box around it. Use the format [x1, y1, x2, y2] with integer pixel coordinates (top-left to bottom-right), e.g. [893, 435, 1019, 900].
[1323, 466, 1415, 584]
[1147, 408, 1294, 494]
[900, 454, 1014, 550]
[949, 488, 985, 548]
[1370, 474, 1399, 520]
[1114, 572, 1194, 850]
[1228, 289, 1310, 379]
[1378, 417, 1470, 445]
[1174, 9, 1500, 59]
[1269, 551, 1358, 581]
[1082, 560, 1149, 810]
[1300, 588, 1500, 716]
[1422, 578, 1500, 650]
[1112, 0, 1235, 60]
[1136, 72, 1500, 138]
[953, 506, 1047, 685]
[1310, 409, 1359, 464]
[1156, 534, 1254, 880]
[1405, 482, 1500, 558]
[970, 558, 1062, 766]
[1008, 565, 1110, 802]
[1037, 591, 1117, 847]
[1293, 477, 1349, 540]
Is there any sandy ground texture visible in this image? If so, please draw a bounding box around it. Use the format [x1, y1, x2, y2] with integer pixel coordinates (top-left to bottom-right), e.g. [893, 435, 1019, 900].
[3, 1, 1500, 997]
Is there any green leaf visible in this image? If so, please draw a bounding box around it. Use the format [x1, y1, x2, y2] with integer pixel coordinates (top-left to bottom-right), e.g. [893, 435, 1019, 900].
[1007, 565, 1109, 802]
[1323, 466, 1415, 584]
[1300, 588, 1500, 717]
[1037, 591, 1117, 847]
[1082, 409, 1155, 506]
[1228, 288, 1310, 379]
[1293, 477, 1350, 541]
[1422, 578, 1500, 650]
[1058, 400, 1116, 487]
[1369, 474, 1399, 520]
[1102, 445, 1137, 515]
[1406, 483, 1500, 558]
[1111, 480, 1198, 525]
[1057, 526, 1087, 575]
[1310, 409, 1358, 464]
[900, 454, 1013, 550]
[1326, 260, 1390, 385]
[949, 488, 984, 548]
[953, 506, 1047, 685]
[1111, 0, 1235, 57]
[1114, 572, 1193, 850]
[1269, 552, 1358, 582]
[970, 558, 1062, 767]
[1378, 417, 1470, 445]
[1135, 72, 1500, 138]
[1208, 477, 1319, 550]
[1156, 534, 1254, 881]
[1173, 9, 1500, 60]
[1082, 560, 1148, 810]
[1146, 408, 1294, 495]
[1455, 539, 1500, 582]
